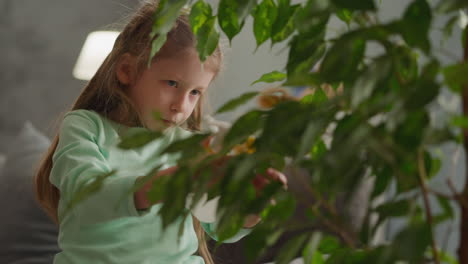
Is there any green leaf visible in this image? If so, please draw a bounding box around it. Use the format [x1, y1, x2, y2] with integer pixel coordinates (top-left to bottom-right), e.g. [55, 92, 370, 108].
[434, 195, 454, 224]
[216, 91, 259, 114]
[424, 151, 441, 179]
[158, 167, 192, 228]
[271, 0, 300, 44]
[189, 0, 219, 61]
[332, 0, 376, 11]
[443, 62, 468, 93]
[118, 130, 163, 149]
[275, 234, 309, 264]
[189, 0, 212, 35]
[218, 0, 256, 42]
[162, 133, 209, 160]
[394, 110, 429, 151]
[149, 0, 188, 63]
[310, 139, 327, 160]
[443, 15, 459, 42]
[151, 0, 188, 37]
[320, 35, 366, 82]
[245, 225, 284, 261]
[392, 222, 431, 262]
[296, 119, 328, 161]
[371, 166, 392, 198]
[336, 8, 353, 25]
[317, 235, 341, 254]
[398, 0, 432, 53]
[374, 199, 411, 218]
[195, 15, 220, 62]
[251, 71, 287, 85]
[302, 232, 323, 264]
[436, 0, 468, 13]
[351, 56, 392, 108]
[252, 0, 278, 48]
[149, 33, 168, 67]
[452, 115, 468, 128]
[300, 87, 328, 105]
[287, 31, 327, 81]
[224, 110, 266, 147]
[293, 0, 330, 35]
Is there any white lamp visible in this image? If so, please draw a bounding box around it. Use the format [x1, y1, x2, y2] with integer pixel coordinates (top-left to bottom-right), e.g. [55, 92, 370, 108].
[73, 31, 120, 81]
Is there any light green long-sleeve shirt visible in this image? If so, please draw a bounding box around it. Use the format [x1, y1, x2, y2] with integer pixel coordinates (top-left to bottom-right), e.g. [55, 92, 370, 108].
[50, 109, 250, 264]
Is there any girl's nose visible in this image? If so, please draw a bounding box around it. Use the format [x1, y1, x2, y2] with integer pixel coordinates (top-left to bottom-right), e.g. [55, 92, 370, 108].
[170, 94, 188, 113]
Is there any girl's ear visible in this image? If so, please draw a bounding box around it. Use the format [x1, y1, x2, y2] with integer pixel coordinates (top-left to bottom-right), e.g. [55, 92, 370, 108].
[116, 53, 136, 85]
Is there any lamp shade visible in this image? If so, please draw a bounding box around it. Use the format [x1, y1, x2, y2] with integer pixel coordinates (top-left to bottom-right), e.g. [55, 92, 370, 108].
[72, 31, 120, 81]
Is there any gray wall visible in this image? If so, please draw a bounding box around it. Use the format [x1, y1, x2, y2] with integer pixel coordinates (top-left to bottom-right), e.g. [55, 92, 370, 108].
[0, 0, 138, 138]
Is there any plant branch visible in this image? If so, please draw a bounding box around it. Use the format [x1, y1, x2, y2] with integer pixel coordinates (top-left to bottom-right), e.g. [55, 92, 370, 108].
[417, 149, 440, 264]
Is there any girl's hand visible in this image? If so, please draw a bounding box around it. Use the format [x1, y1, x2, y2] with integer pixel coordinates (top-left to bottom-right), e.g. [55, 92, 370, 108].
[244, 168, 288, 228]
[251, 168, 288, 196]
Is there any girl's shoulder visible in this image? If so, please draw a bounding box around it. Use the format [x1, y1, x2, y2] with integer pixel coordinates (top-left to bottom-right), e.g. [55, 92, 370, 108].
[60, 109, 111, 139]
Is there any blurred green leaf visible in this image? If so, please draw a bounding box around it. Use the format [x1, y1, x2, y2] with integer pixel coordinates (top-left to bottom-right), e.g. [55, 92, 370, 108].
[287, 31, 327, 81]
[392, 222, 431, 262]
[251, 71, 287, 85]
[162, 133, 209, 161]
[398, 0, 432, 53]
[245, 224, 284, 262]
[394, 110, 429, 151]
[443, 62, 468, 93]
[436, 0, 468, 13]
[452, 115, 468, 128]
[224, 110, 266, 147]
[351, 56, 392, 108]
[374, 199, 411, 218]
[424, 151, 441, 179]
[302, 232, 323, 264]
[320, 35, 366, 82]
[371, 166, 393, 198]
[336, 8, 353, 25]
[275, 234, 309, 264]
[216, 91, 257, 114]
[317, 235, 341, 254]
[252, 0, 278, 48]
[434, 195, 454, 224]
[332, 0, 376, 11]
[443, 15, 459, 42]
[118, 130, 163, 149]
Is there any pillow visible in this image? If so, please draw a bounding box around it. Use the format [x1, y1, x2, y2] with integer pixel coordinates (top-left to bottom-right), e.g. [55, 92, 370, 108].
[0, 153, 5, 178]
[0, 121, 59, 263]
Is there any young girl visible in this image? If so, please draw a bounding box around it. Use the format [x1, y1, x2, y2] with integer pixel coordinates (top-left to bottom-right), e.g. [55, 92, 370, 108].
[34, 1, 286, 264]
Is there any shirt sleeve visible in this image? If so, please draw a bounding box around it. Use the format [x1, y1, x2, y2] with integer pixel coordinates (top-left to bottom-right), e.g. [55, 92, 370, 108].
[50, 111, 139, 225]
[200, 221, 252, 243]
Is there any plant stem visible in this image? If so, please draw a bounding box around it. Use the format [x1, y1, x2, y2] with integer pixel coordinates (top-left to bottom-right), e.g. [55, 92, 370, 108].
[417, 149, 440, 264]
[459, 23, 468, 264]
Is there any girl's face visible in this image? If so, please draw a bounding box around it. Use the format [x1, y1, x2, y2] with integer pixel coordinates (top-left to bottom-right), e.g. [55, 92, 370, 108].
[121, 49, 215, 130]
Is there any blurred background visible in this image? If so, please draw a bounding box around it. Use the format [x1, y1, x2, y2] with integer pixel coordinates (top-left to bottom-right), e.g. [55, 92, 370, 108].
[0, 0, 466, 262]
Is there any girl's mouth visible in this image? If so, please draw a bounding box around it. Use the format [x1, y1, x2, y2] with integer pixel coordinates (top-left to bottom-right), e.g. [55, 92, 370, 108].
[162, 119, 176, 126]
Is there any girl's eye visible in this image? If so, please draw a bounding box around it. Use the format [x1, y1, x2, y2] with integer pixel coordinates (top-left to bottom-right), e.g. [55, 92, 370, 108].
[167, 80, 178, 87]
[190, 90, 201, 96]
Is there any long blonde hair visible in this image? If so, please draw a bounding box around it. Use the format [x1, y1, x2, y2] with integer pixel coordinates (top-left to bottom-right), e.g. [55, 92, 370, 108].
[34, 1, 221, 263]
